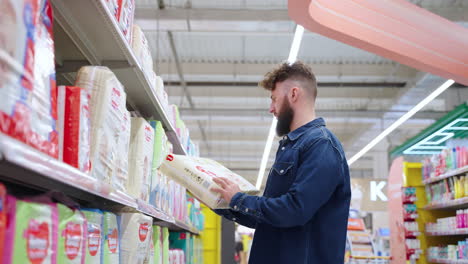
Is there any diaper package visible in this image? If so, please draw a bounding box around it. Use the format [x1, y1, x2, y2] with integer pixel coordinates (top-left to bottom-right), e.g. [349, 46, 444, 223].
[132, 24, 153, 79]
[127, 118, 154, 201]
[169, 232, 191, 264]
[116, 0, 135, 43]
[75, 66, 128, 184]
[160, 154, 259, 209]
[57, 86, 91, 173]
[0, 0, 58, 158]
[102, 211, 119, 264]
[3, 196, 58, 264]
[104, 0, 119, 19]
[153, 226, 163, 264]
[81, 209, 103, 264]
[145, 230, 155, 264]
[57, 204, 86, 264]
[162, 227, 170, 264]
[149, 121, 168, 209]
[119, 213, 153, 264]
[0, 184, 6, 260]
[114, 110, 131, 192]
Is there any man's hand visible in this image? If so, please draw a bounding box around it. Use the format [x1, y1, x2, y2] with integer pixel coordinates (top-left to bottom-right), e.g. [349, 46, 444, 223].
[211, 177, 241, 204]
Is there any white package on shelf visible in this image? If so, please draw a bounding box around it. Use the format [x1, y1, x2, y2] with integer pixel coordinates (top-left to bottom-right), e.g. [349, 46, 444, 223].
[114, 110, 131, 192]
[127, 118, 155, 201]
[131, 24, 153, 79]
[75, 66, 128, 185]
[0, 0, 58, 158]
[160, 154, 259, 209]
[57, 86, 91, 173]
[116, 0, 135, 43]
[104, 0, 120, 19]
[119, 213, 153, 264]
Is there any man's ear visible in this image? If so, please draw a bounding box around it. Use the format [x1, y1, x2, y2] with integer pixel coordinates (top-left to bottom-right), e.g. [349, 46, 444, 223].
[290, 87, 300, 102]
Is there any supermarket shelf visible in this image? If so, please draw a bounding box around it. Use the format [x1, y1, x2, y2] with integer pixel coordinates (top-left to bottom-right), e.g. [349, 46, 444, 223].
[426, 229, 468, 236]
[155, 219, 200, 235]
[423, 166, 468, 185]
[425, 197, 468, 210]
[51, 0, 186, 155]
[428, 258, 468, 264]
[0, 135, 199, 234]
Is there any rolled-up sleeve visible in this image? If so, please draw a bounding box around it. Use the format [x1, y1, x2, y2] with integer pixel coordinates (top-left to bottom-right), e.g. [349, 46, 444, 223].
[228, 138, 342, 228]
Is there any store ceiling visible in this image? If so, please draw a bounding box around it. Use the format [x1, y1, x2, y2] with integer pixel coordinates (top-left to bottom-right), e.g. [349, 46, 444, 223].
[134, 0, 468, 186]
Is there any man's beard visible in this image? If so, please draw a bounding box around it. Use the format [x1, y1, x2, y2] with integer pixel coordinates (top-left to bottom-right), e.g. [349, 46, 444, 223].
[276, 100, 294, 137]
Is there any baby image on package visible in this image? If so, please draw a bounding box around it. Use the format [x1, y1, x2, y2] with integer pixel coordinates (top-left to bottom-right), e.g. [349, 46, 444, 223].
[160, 154, 259, 209]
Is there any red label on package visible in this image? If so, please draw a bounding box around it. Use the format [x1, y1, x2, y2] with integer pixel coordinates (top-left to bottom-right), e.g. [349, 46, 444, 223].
[166, 155, 174, 161]
[26, 220, 50, 264]
[145, 125, 153, 142]
[196, 166, 217, 177]
[87, 227, 101, 256]
[139, 223, 149, 242]
[107, 228, 118, 253]
[64, 222, 82, 260]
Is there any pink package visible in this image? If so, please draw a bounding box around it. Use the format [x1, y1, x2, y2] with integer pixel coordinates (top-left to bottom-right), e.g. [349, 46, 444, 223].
[57, 86, 91, 173]
[0, 0, 58, 158]
[116, 0, 135, 43]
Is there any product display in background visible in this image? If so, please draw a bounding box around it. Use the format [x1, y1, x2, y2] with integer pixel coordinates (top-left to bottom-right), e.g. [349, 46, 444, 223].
[425, 175, 468, 204]
[119, 213, 153, 264]
[57, 86, 91, 173]
[422, 144, 468, 181]
[75, 66, 129, 187]
[128, 118, 154, 201]
[57, 204, 86, 264]
[161, 154, 259, 209]
[428, 241, 468, 261]
[102, 211, 119, 264]
[81, 209, 103, 264]
[116, 0, 135, 43]
[0, 0, 58, 158]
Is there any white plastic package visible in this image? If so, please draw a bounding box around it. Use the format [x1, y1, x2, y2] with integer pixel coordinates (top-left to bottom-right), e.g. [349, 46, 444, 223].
[75, 66, 128, 185]
[127, 118, 155, 201]
[116, 0, 135, 43]
[0, 0, 58, 157]
[131, 24, 153, 79]
[57, 86, 91, 173]
[119, 213, 153, 264]
[160, 154, 259, 209]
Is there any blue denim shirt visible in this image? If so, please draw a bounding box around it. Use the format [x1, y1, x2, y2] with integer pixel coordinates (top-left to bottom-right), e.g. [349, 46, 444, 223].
[216, 118, 351, 264]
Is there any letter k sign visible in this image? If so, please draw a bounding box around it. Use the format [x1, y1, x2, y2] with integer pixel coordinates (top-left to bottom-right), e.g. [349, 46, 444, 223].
[370, 181, 388, 201]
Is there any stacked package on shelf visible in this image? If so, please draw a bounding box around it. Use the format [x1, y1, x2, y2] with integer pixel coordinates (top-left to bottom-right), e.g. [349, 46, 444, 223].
[75, 66, 131, 191]
[154, 76, 170, 114]
[149, 120, 169, 209]
[119, 213, 153, 264]
[3, 196, 59, 264]
[57, 205, 87, 264]
[105, 0, 120, 19]
[127, 118, 155, 201]
[102, 211, 120, 264]
[170, 232, 191, 264]
[132, 24, 153, 80]
[153, 226, 163, 264]
[116, 0, 135, 43]
[161, 154, 259, 209]
[82, 209, 103, 264]
[57, 86, 91, 173]
[0, 0, 58, 157]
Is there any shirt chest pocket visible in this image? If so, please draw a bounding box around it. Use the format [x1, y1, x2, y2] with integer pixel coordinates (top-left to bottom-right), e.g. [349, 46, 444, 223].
[267, 161, 295, 197]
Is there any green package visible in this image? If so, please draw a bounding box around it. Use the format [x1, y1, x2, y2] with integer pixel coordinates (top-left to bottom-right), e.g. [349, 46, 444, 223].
[57, 204, 86, 264]
[153, 225, 162, 264]
[4, 196, 57, 264]
[149, 120, 167, 209]
[162, 227, 170, 264]
[81, 209, 103, 264]
[169, 232, 191, 264]
[102, 211, 119, 264]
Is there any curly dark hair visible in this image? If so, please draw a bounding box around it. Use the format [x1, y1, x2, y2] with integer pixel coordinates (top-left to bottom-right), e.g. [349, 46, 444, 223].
[259, 61, 317, 99]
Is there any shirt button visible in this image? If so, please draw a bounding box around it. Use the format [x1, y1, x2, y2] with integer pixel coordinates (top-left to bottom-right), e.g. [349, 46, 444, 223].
[283, 136, 287, 140]
[280, 170, 284, 173]
[281, 147, 285, 151]
[245, 208, 249, 213]
[234, 205, 238, 210]
[232, 217, 237, 221]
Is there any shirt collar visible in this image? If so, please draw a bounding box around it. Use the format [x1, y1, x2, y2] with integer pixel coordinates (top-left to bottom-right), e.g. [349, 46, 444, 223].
[285, 117, 325, 141]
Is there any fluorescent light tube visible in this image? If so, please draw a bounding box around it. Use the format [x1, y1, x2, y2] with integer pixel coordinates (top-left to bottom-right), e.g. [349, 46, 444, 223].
[347, 79, 455, 166]
[256, 25, 305, 189]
